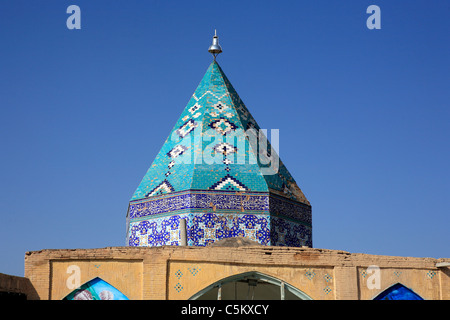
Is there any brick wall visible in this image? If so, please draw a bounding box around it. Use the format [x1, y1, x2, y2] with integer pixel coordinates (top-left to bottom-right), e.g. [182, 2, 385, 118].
[0, 272, 38, 299]
[23, 246, 450, 300]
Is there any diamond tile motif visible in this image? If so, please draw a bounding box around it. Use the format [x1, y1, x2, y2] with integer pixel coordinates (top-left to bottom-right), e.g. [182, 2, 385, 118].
[174, 283, 183, 292]
[394, 271, 402, 278]
[213, 142, 237, 155]
[209, 118, 237, 136]
[175, 270, 183, 279]
[323, 286, 332, 295]
[426, 271, 436, 279]
[305, 269, 315, 280]
[212, 102, 229, 112]
[188, 266, 201, 276]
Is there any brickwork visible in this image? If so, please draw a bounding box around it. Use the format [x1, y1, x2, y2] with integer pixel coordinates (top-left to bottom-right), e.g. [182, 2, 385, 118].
[22, 245, 449, 300]
[0, 272, 37, 299]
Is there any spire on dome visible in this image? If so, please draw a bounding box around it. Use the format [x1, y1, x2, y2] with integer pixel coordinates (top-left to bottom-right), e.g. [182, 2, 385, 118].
[208, 29, 222, 60]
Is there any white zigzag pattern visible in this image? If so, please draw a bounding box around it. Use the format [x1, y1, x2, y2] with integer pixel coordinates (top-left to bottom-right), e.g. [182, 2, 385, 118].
[193, 91, 228, 102]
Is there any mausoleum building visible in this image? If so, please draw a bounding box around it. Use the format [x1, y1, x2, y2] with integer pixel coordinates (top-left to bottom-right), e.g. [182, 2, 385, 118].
[1, 33, 448, 301]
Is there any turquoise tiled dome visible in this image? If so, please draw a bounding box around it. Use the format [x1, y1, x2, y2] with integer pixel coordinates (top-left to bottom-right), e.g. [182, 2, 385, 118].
[126, 61, 312, 248]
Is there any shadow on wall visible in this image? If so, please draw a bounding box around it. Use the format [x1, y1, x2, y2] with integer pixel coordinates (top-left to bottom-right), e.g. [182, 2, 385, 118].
[0, 272, 39, 300]
[189, 271, 313, 300]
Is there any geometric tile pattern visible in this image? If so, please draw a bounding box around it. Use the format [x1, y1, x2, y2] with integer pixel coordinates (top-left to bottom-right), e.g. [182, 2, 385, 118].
[303, 269, 333, 296]
[129, 61, 309, 205]
[173, 265, 202, 295]
[174, 283, 183, 292]
[127, 60, 312, 248]
[128, 191, 269, 219]
[128, 190, 311, 224]
[191, 213, 270, 246]
[128, 215, 184, 247]
[271, 217, 312, 247]
[128, 211, 312, 248]
[323, 286, 332, 295]
[188, 266, 201, 277]
[145, 180, 175, 197]
[175, 270, 183, 279]
[305, 269, 316, 280]
[127, 190, 312, 247]
[209, 174, 249, 191]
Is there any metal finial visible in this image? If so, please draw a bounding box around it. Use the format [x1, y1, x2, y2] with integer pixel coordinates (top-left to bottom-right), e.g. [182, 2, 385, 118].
[208, 29, 222, 60]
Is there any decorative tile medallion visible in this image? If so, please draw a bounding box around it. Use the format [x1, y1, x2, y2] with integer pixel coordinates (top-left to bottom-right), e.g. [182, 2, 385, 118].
[305, 269, 315, 280]
[209, 118, 237, 136]
[175, 270, 183, 279]
[213, 142, 237, 155]
[323, 286, 332, 295]
[323, 273, 333, 283]
[174, 283, 183, 293]
[188, 266, 201, 277]
[394, 271, 402, 278]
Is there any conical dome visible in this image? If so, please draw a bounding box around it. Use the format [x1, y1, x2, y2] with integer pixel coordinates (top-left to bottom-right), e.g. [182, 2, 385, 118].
[127, 60, 312, 248]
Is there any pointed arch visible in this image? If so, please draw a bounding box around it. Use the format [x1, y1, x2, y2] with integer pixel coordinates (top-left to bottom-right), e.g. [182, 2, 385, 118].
[189, 271, 312, 300]
[374, 283, 423, 300]
[63, 277, 129, 300]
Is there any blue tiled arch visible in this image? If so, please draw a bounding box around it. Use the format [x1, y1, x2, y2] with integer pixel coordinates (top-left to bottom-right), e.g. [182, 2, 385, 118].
[374, 283, 424, 300]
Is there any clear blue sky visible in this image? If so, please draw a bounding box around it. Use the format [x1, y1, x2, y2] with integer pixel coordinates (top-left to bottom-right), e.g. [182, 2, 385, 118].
[1, 1, 449, 276]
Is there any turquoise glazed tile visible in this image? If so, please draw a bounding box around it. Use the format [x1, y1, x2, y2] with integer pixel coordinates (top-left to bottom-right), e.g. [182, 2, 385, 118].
[126, 61, 312, 247]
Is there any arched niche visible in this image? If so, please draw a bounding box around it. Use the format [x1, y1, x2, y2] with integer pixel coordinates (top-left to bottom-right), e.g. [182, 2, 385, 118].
[189, 271, 312, 300]
[63, 277, 129, 300]
[374, 283, 424, 300]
